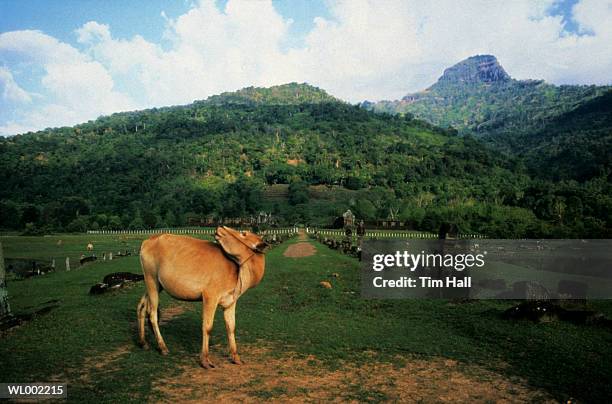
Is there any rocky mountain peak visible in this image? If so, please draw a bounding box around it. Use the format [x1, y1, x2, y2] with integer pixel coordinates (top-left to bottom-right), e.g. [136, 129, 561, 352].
[435, 55, 511, 85]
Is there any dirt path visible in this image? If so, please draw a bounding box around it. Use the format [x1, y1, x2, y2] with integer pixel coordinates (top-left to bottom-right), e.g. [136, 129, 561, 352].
[282, 229, 317, 258]
[283, 243, 316, 258]
[153, 344, 553, 403]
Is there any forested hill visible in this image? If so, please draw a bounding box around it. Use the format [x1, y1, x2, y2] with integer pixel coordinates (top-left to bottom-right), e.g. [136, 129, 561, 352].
[0, 83, 610, 238]
[519, 90, 612, 182]
[365, 55, 609, 152]
[202, 82, 339, 105]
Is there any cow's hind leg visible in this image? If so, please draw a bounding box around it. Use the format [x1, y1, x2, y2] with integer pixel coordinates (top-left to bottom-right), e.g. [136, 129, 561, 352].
[137, 295, 149, 349]
[200, 297, 217, 369]
[146, 281, 169, 355]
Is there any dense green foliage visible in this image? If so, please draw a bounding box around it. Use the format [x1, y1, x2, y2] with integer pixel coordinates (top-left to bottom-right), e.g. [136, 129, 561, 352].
[0, 82, 610, 237]
[204, 82, 338, 105]
[517, 91, 612, 182]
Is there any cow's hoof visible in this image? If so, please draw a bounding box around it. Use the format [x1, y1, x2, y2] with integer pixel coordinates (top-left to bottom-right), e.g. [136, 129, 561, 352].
[231, 356, 243, 365]
[160, 347, 170, 356]
[139, 342, 150, 350]
[200, 358, 216, 369]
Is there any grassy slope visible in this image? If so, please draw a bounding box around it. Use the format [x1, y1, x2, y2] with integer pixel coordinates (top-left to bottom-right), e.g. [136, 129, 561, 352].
[0, 235, 611, 402]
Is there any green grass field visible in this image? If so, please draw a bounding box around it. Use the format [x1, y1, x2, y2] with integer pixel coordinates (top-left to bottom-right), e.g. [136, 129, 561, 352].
[1, 234, 611, 402]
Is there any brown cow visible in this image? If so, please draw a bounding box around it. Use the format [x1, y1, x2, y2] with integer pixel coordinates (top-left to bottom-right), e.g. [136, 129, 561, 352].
[137, 226, 267, 368]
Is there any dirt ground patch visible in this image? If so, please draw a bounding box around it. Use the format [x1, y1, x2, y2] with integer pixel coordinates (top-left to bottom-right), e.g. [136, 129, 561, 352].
[48, 344, 133, 385]
[283, 242, 317, 258]
[84, 344, 132, 372]
[160, 303, 192, 325]
[152, 344, 553, 403]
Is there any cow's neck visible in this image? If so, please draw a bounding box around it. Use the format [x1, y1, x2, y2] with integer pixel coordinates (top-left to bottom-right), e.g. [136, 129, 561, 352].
[234, 254, 265, 298]
[241, 253, 265, 288]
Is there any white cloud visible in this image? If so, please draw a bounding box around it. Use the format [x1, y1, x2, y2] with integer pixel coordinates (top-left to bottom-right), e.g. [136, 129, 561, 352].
[573, 0, 612, 35]
[1, 0, 612, 136]
[0, 29, 135, 135]
[0, 29, 85, 64]
[287, 0, 423, 101]
[80, 0, 294, 106]
[0, 121, 39, 136]
[0, 66, 32, 103]
[75, 21, 111, 44]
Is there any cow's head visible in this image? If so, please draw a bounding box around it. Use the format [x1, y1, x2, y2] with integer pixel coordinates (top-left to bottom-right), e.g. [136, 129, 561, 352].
[215, 226, 268, 262]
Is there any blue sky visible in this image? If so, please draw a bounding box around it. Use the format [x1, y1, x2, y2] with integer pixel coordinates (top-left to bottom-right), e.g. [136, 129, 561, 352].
[1, 0, 610, 135]
[0, 1, 190, 47]
[0, 0, 332, 50]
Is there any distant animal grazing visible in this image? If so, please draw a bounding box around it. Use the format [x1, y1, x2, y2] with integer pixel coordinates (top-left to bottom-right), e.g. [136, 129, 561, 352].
[104, 272, 144, 286]
[89, 272, 144, 295]
[87, 243, 94, 251]
[89, 283, 109, 295]
[137, 226, 268, 368]
[502, 300, 612, 327]
[319, 281, 332, 289]
[80, 255, 97, 266]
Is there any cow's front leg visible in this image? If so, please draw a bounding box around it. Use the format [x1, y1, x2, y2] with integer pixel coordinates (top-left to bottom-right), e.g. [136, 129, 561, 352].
[224, 303, 242, 364]
[200, 297, 217, 369]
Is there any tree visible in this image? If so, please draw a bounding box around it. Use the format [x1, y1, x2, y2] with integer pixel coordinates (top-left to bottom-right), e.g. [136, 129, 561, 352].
[345, 176, 366, 190]
[354, 199, 376, 221]
[20, 204, 40, 226]
[0, 201, 20, 229]
[192, 187, 221, 215]
[108, 215, 122, 230]
[0, 242, 11, 321]
[164, 211, 178, 227]
[56, 197, 91, 227]
[143, 211, 158, 229]
[222, 177, 264, 217]
[67, 216, 88, 233]
[288, 178, 309, 205]
[130, 210, 145, 229]
[400, 204, 426, 226]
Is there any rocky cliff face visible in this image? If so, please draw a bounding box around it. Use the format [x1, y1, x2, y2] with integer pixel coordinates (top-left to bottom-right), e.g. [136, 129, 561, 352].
[399, 55, 511, 102]
[433, 54, 510, 86]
